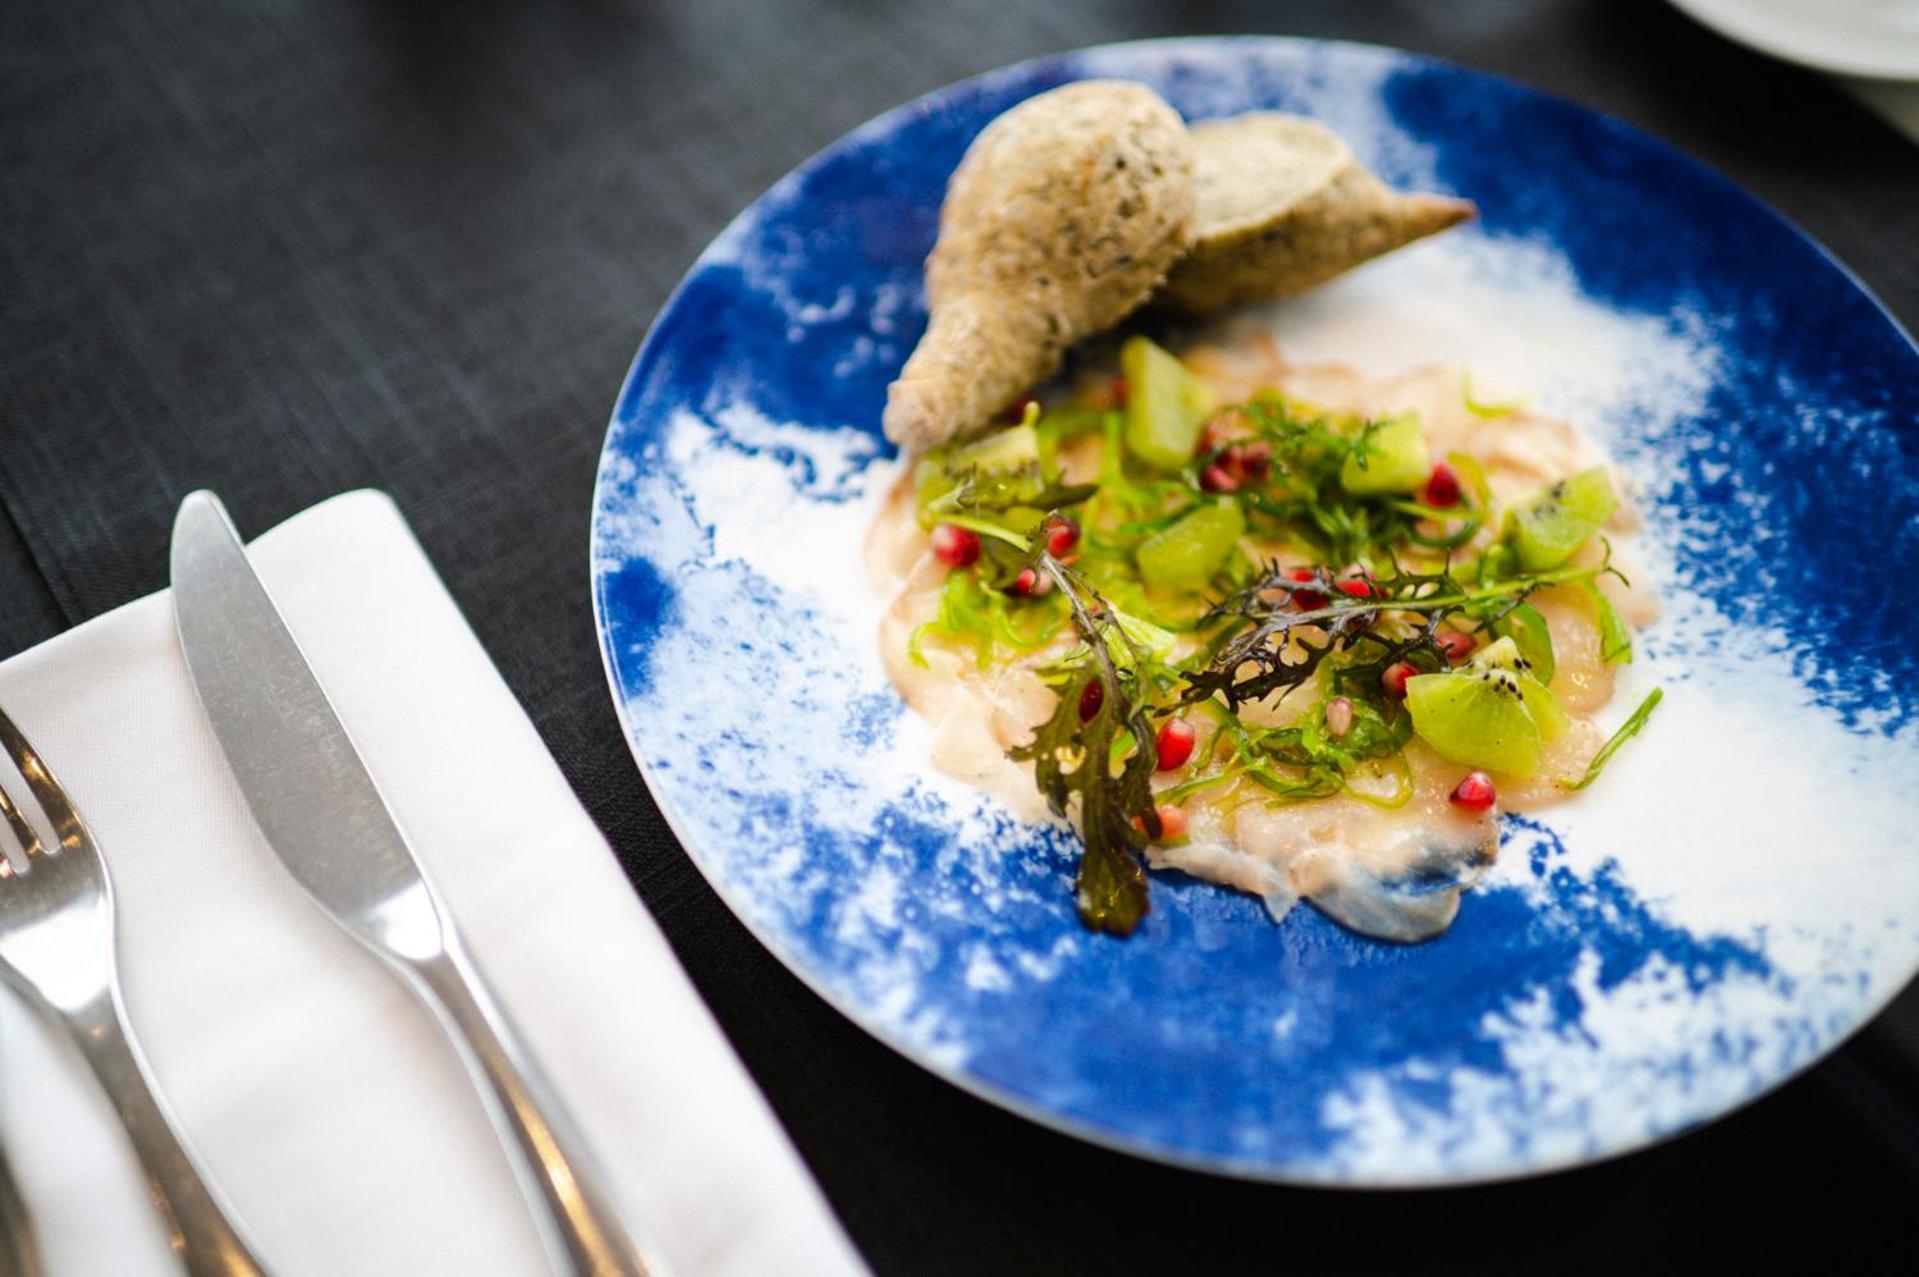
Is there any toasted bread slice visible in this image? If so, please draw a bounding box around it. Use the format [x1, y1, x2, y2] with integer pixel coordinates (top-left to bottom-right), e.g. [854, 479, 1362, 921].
[1157, 113, 1473, 314]
[882, 81, 1195, 454]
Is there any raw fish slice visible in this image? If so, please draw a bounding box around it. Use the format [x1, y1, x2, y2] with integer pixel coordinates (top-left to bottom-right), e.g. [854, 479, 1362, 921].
[1304, 832, 1497, 942]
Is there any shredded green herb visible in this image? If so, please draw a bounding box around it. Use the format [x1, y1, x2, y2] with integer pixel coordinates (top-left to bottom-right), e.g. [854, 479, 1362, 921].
[1559, 689, 1663, 790]
[1580, 578, 1634, 665]
[909, 568, 1065, 668]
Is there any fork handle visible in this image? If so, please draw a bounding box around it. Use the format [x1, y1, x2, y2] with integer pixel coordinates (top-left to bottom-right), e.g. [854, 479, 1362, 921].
[65, 992, 266, 1277]
[401, 934, 652, 1277]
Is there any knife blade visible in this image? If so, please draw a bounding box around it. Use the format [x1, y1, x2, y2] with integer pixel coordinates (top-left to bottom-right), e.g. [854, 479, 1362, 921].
[169, 490, 652, 1277]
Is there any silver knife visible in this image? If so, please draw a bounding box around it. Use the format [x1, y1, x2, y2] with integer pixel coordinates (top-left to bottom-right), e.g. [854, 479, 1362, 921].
[169, 491, 653, 1277]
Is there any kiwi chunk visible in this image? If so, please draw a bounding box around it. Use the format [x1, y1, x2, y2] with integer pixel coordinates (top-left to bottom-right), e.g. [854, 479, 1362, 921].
[1339, 414, 1429, 495]
[1136, 500, 1245, 590]
[1121, 336, 1215, 470]
[1506, 466, 1616, 571]
[1469, 636, 1568, 741]
[1405, 637, 1566, 775]
[951, 420, 1040, 473]
[915, 422, 1042, 523]
[1491, 602, 1556, 684]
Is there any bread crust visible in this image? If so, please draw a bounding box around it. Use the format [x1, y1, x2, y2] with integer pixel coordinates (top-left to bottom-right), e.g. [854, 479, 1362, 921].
[883, 81, 1195, 453]
[1156, 112, 1474, 314]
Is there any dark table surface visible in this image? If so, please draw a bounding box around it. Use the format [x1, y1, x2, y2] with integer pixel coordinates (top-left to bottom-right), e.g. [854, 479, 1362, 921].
[6, 0, 1918, 1270]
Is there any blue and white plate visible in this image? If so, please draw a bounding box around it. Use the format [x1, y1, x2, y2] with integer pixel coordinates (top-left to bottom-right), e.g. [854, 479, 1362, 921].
[591, 38, 1919, 1184]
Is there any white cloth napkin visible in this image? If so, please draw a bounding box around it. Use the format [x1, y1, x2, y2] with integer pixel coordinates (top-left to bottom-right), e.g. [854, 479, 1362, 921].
[0, 491, 866, 1277]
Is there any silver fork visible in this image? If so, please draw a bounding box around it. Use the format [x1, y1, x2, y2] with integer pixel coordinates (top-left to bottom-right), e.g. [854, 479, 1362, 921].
[0, 705, 265, 1276]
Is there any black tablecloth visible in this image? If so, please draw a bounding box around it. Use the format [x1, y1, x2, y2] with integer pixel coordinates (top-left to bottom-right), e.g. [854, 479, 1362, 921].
[6, 1, 1918, 1270]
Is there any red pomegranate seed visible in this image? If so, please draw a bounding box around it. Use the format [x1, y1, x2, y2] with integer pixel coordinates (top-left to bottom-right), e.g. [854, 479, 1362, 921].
[1001, 392, 1041, 423]
[1155, 717, 1196, 771]
[1436, 629, 1477, 663]
[1134, 803, 1189, 842]
[930, 524, 980, 568]
[1449, 770, 1497, 813]
[1324, 696, 1354, 739]
[1079, 679, 1104, 721]
[1108, 376, 1129, 409]
[1199, 464, 1239, 494]
[1286, 568, 1328, 612]
[1009, 567, 1053, 597]
[1337, 578, 1373, 599]
[1045, 516, 1080, 558]
[1424, 462, 1462, 508]
[1227, 440, 1273, 482]
[1381, 661, 1418, 699]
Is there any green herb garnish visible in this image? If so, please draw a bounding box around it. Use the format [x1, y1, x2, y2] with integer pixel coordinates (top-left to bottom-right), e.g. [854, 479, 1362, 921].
[1580, 578, 1634, 665]
[1184, 554, 1611, 710]
[1011, 545, 1161, 935]
[1559, 688, 1664, 790]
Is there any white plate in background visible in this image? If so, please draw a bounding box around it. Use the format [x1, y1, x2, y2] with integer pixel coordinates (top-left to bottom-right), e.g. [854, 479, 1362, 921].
[1669, 0, 1919, 81]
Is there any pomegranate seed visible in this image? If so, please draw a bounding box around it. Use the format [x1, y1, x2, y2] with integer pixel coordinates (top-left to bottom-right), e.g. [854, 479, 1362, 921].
[1286, 567, 1328, 612]
[1009, 567, 1053, 597]
[1337, 578, 1373, 599]
[1045, 516, 1080, 558]
[1324, 696, 1354, 739]
[1436, 629, 1477, 663]
[1201, 440, 1274, 488]
[1424, 462, 1461, 508]
[1155, 717, 1196, 771]
[1449, 770, 1497, 813]
[1134, 803, 1189, 842]
[1001, 392, 1041, 423]
[1381, 661, 1418, 699]
[930, 524, 980, 568]
[1226, 440, 1273, 482]
[1108, 376, 1129, 409]
[1078, 679, 1104, 721]
[1199, 464, 1239, 494]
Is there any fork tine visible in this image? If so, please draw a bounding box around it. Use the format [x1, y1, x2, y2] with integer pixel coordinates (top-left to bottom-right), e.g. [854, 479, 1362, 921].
[0, 706, 85, 856]
[0, 776, 42, 862]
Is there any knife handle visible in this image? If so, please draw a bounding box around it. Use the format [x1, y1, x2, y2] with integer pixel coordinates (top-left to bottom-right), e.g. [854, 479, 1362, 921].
[402, 935, 652, 1277]
[65, 991, 266, 1277]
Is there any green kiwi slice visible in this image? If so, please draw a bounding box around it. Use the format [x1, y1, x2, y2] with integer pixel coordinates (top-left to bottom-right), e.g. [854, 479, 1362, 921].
[1136, 499, 1246, 590]
[914, 420, 1046, 526]
[1471, 635, 1568, 740]
[1506, 466, 1616, 571]
[1339, 413, 1429, 495]
[1122, 336, 1216, 471]
[1404, 636, 1566, 775]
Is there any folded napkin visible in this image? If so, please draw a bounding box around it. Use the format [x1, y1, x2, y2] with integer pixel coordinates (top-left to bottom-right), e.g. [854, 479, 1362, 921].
[0, 491, 866, 1277]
